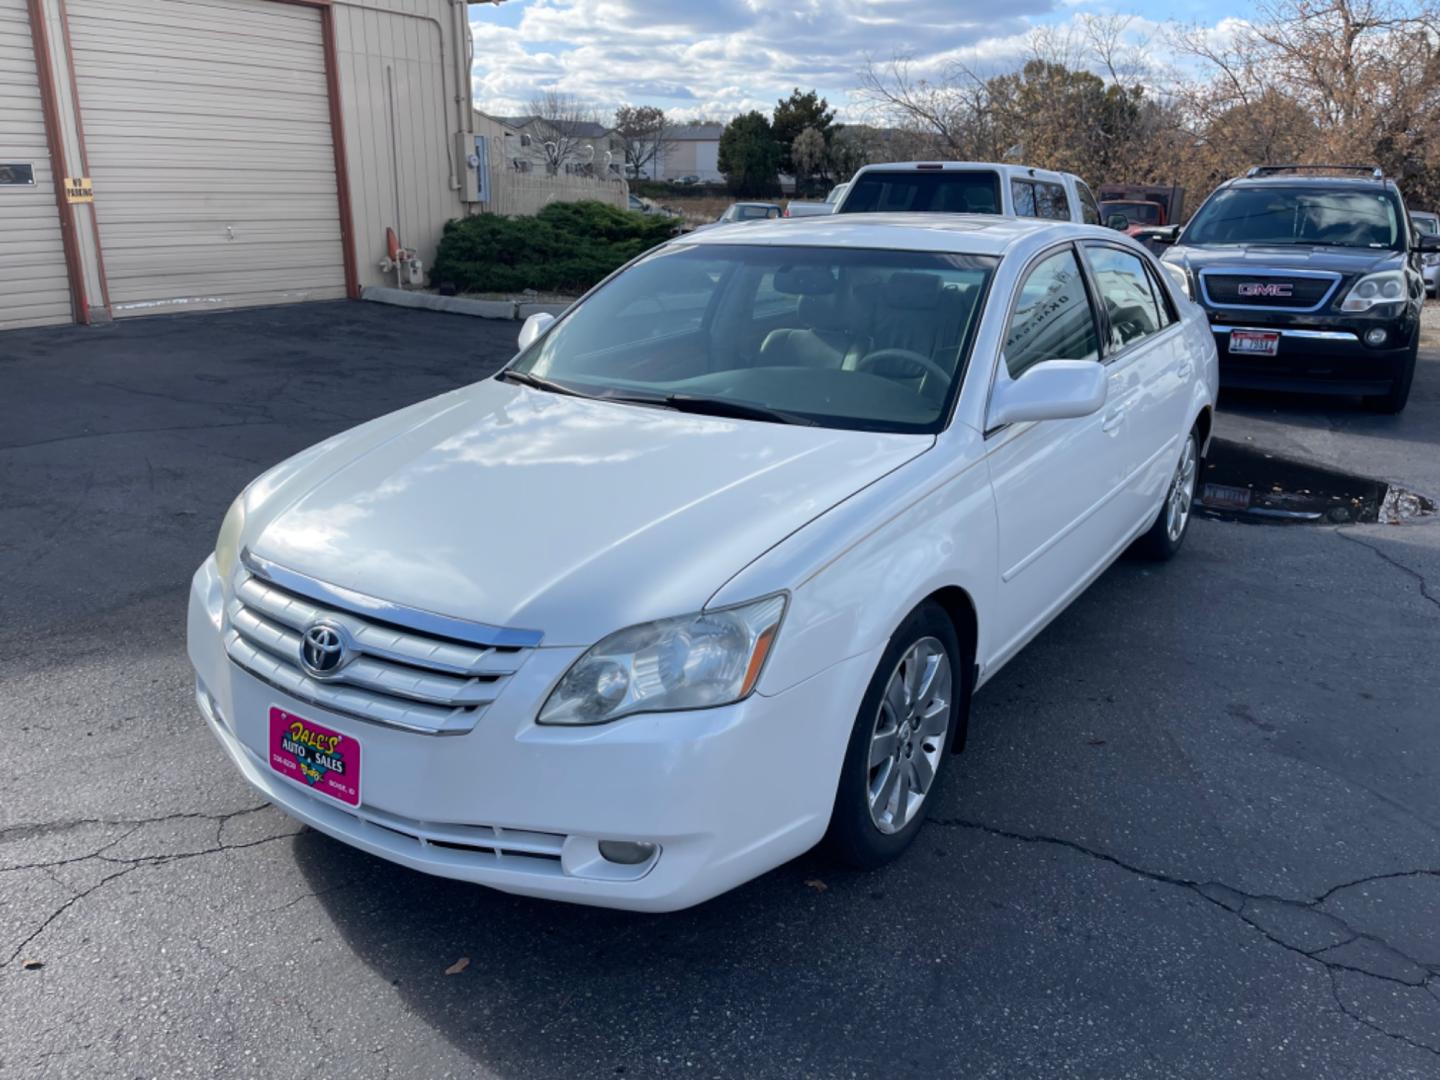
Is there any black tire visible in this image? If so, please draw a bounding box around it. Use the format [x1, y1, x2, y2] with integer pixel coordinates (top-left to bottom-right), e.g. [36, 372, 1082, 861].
[1362, 338, 1417, 414]
[824, 602, 970, 870]
[1133, 428, 1199, 562]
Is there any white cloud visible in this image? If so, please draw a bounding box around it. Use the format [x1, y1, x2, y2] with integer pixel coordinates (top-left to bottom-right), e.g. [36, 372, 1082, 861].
[468, 1, 1229, 122]
[470, 0, 1058, 120]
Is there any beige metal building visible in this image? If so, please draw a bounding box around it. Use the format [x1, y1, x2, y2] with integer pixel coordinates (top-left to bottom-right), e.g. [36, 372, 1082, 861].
[0, 0, 488, 330]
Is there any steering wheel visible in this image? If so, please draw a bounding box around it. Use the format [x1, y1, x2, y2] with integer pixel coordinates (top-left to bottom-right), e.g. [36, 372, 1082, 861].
[855, 348, 953, 390]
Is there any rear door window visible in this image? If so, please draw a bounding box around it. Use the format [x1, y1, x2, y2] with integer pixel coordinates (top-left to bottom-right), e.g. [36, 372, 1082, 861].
[1083, 245, 1165, 352]
[1035, 181, 1070, 220]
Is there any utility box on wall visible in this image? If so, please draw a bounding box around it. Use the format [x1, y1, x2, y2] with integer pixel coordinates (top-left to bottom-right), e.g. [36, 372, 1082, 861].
[462, 132, 490, 204]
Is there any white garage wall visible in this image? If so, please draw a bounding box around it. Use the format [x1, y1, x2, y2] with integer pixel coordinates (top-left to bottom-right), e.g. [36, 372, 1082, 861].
[65, 0, 347, 316]
[0, 0, 72, 330]
[333, 0, 465, 287]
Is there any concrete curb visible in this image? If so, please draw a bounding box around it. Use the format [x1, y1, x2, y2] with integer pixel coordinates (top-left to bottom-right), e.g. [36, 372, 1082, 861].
[361, 286, 569, 321]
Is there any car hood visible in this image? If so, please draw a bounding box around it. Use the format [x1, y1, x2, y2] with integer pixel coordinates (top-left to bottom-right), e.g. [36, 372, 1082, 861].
[244, 379, 931, 646]
[1163, 243, 1401, 277]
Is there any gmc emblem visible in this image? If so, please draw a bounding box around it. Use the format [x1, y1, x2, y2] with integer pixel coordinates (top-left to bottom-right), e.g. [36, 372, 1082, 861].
[1237, 282, 1293, 298]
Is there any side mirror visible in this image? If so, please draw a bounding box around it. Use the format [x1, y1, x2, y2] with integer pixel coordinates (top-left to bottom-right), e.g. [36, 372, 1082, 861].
[517, 311, 555, 351]
[1416, 233, 1440, 252]
[988, 359, 1107, 429]
[1106, 213, 1130, 231]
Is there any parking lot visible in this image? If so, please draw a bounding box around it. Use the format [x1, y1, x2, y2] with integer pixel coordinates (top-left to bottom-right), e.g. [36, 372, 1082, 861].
[2, 301, 1439, 1078]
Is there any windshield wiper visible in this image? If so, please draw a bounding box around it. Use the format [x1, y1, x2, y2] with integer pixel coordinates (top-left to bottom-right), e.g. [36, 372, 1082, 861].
[660, 394, 817, 426]
[593, 390, 816, 426]
[495, 369, 592, 398]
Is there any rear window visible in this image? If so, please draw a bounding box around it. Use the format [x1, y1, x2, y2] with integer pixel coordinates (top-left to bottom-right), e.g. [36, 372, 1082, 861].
[838, 170, 1002, 215]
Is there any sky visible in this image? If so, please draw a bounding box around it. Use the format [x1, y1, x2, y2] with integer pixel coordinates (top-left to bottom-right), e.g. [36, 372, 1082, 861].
[467, 0, 1253, 124]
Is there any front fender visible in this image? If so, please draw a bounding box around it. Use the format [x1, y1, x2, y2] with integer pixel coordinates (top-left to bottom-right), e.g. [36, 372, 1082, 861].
[711, 426, 998, 697]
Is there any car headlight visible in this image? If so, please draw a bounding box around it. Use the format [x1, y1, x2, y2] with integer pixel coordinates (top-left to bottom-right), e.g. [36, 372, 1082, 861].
[538, 594, 787, 726]
[1340, 270, 1406, 312]
[1161, 261, 1192, 300]
[213, 496, 246, 582]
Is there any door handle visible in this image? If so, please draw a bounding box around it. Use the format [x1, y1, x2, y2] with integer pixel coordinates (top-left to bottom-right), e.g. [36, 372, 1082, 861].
[1176, 360, 1193, 380]
[1102, 406, 1126, 433]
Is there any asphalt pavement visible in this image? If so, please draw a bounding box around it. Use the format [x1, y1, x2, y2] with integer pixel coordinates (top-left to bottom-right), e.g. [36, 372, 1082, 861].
[2, 302, 1438, 1078]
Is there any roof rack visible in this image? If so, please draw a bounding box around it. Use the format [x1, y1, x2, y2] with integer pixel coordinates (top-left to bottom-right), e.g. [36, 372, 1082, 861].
[1246, 164, 1384, 180]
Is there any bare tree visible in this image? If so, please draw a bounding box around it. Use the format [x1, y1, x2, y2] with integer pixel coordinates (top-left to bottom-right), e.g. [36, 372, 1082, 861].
[613, 105, 678, 179]
[526, 91, 601, 176]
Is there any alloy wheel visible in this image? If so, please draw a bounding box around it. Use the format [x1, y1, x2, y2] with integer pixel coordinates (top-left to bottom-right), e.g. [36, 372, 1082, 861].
[1166, 435, 1198, 543]
[866, 637, 952, 834]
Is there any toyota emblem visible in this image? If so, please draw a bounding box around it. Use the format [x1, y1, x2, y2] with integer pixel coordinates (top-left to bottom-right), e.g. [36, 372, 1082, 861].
[300, 621, 349, 678]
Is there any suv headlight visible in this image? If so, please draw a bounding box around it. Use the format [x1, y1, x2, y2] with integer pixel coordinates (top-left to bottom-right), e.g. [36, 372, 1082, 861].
[1161, 261, 1192, 300]
[214, 496, 246, 581]
[538, 595, 787, 726]
[1340, 270, 1406, 312]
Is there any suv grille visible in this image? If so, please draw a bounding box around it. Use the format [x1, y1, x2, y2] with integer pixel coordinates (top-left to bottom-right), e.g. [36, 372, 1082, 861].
[1200, 271, 1339, 311]
[223, 563, 533, 735]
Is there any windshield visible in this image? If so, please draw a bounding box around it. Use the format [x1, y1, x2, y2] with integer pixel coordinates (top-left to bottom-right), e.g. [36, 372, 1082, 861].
[507, 244, 997, 433]
[1413, 215, 1439, 236]
[1183, 185, 1404, 249]
[838, 170, 1001, 215]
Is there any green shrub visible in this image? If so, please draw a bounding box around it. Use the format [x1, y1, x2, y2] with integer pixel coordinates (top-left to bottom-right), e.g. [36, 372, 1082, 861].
[431, 201, 677, 295]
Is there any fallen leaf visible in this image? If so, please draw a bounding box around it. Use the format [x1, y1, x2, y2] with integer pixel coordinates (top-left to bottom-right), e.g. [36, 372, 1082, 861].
[804, 879, 828, 893]
[444, 957, 470, 976]
[21, 959, 43, 971]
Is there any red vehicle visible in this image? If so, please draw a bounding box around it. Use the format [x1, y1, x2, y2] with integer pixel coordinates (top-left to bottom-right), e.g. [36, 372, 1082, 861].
[1099, 198, 1168, 235]
[1097, 184, 1186, 235]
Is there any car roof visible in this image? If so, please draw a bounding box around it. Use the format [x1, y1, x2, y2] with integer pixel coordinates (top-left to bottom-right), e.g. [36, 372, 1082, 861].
[677, 212, 1114, 256]
[1412, 210, 1439, 220]
[853, 160, 1078, 183]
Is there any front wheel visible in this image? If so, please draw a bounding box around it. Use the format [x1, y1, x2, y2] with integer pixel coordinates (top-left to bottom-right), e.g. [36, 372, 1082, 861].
[825, 603, 967, 870]
[1133, 428, 1198, 561]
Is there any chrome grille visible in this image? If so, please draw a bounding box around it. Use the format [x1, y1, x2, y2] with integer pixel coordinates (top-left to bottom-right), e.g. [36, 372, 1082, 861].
[223, 561, 535, 736]
[1199, 269, 1340, 312]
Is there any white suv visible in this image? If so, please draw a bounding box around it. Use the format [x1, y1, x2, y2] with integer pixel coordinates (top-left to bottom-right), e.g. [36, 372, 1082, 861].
[835, 161, 1103, 225]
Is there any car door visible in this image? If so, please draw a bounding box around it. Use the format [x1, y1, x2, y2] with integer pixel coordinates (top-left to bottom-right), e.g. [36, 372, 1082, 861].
[1079, 242, 1190, 533]
[983, 244, 1139, 668]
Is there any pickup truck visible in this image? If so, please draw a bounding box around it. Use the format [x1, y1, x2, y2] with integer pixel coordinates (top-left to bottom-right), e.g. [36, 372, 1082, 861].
[833, 162, 1102, 224]
[784, 182, 850, 217]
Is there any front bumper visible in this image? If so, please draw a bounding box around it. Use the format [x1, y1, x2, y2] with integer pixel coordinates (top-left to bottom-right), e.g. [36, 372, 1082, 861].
[187, 556, 877, 912]
[1206, 312, 1416, 396]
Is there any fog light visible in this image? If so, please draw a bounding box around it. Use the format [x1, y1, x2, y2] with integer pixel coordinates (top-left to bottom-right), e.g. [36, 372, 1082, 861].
[598, 840, 657, 865]
[1364, 328, 1388, 346]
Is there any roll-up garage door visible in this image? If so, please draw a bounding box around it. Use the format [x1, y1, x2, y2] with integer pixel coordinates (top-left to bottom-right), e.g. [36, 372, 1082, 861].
[0, 0, 72, 330]
[66, 0, 347, 316]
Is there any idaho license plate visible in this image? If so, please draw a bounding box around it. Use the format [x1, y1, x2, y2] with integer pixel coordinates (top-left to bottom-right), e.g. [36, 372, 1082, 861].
[1228, 330, 1280, 356]
[268, 706, 361, 806]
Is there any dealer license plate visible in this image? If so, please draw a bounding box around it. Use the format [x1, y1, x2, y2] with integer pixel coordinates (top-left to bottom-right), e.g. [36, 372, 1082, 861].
[1228, 330, 1280, 357]
[268, 706, 361, 806]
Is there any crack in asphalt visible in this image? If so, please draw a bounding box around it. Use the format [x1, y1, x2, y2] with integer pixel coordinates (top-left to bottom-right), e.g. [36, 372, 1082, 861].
[931, 816, 1440, 1057]
[0, 804, 268, 848]
[1335, 528, 1440, 613]
[1, 806, 298, 970]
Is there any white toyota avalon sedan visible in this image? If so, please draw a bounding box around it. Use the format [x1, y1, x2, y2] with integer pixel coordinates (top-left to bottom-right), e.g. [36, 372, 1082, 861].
[188, 214, 1217, 911]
